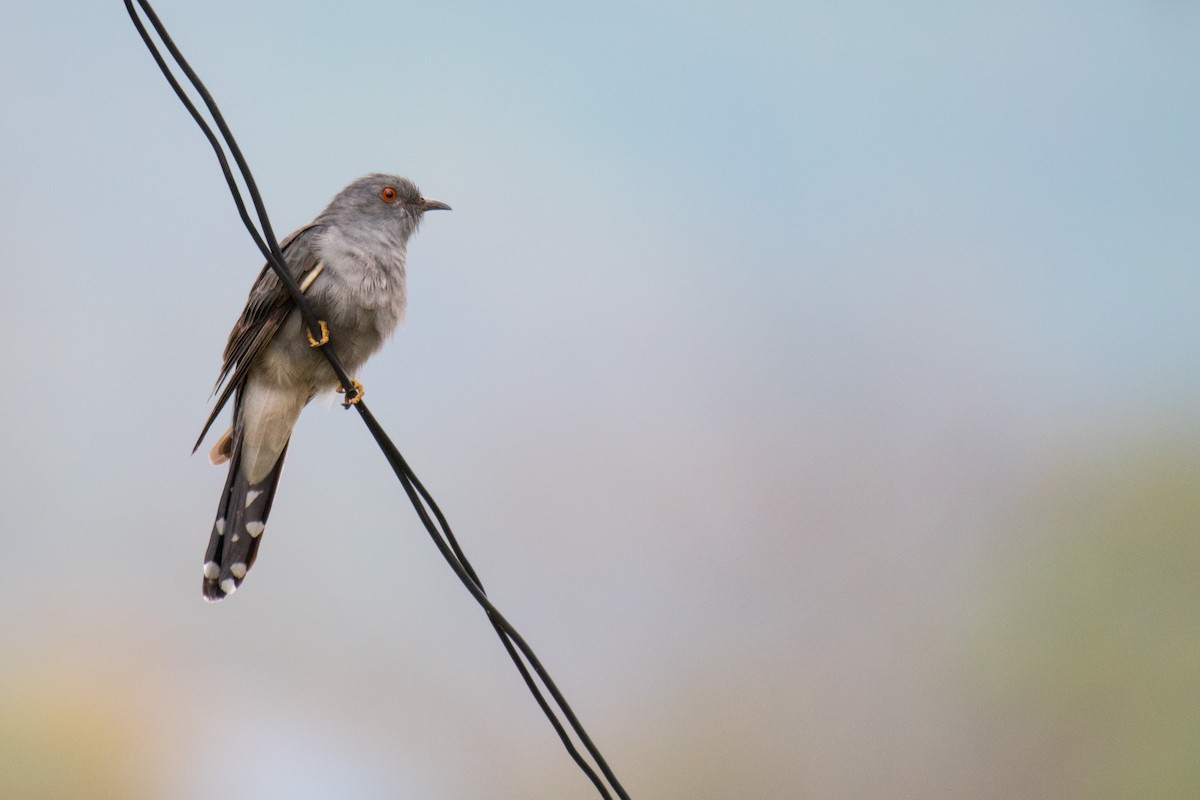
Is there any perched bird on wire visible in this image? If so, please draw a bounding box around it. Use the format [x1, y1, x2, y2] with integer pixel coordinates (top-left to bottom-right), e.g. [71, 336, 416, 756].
[193, 173, 450, 601]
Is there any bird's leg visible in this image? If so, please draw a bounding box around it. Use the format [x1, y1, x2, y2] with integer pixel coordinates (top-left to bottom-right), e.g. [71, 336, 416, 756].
[338, 379, 364, 408]
[306, 320, 330, 348]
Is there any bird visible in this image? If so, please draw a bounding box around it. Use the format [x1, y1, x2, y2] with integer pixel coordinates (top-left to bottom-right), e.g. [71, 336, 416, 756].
[194, 173, 449, 601]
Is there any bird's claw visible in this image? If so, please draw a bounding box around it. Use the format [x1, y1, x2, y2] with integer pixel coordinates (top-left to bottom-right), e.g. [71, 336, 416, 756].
[338, 379, 364, 408]
[306, 320, 330, 348]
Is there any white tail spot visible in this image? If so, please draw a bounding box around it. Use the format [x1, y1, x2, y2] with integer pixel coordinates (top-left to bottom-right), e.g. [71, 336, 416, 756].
[203, 561, 219, 579]
[215, 518, 226, 536]
[245, 490, 263, 508]
[220, 578, 237, 596]
[230, 562, 247, 579]
[246, 521, 265, 538]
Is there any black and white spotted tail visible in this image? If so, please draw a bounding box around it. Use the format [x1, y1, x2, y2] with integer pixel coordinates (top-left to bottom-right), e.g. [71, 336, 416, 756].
[202, 437, 289, 602]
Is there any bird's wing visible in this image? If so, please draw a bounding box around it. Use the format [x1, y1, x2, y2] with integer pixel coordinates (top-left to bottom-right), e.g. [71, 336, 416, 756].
[193, 225, 324, 452]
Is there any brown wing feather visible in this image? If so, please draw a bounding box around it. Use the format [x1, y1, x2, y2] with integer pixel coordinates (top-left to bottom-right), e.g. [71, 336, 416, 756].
[193, 225, 324, 452]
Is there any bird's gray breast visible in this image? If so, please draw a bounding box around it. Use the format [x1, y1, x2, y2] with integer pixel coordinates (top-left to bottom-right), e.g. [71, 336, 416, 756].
[306, 226, 408, 373]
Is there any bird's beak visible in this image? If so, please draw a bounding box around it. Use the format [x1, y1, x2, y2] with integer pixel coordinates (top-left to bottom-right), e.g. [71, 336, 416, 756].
[419, 198, 451, 212]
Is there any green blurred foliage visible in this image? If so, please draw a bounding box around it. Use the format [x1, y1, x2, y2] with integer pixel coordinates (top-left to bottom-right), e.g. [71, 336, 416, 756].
[975, 445, 1200, 798]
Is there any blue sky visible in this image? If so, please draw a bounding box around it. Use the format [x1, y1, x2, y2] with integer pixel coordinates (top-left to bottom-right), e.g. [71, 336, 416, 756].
[1, 2, 1198, 797]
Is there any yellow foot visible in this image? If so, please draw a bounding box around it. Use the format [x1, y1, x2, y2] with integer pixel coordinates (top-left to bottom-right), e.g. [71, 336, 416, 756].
[306, 320, 330, 348]
[338, 379, 364, 408]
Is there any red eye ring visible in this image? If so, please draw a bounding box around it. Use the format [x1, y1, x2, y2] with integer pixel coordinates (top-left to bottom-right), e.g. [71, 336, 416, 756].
[380, 186, 398, 203]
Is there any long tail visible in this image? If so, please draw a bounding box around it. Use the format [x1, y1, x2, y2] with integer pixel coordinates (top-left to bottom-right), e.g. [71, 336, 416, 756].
[202, 437, 289, 601]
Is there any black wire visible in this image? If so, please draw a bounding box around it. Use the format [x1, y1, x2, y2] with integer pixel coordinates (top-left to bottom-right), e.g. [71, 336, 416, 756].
[124, 3, 631, 799]
[125, 0, 342, 382]
[360, 407, 627, 798]
[357, 407, 617, 798]
[387, 452, 607, 790]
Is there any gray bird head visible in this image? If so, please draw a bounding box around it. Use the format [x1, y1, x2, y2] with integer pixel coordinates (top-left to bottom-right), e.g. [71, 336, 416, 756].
[318, 172, 450, 242]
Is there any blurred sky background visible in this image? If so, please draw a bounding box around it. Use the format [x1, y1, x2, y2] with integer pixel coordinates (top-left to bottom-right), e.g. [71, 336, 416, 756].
[1, 1, 1198, 798]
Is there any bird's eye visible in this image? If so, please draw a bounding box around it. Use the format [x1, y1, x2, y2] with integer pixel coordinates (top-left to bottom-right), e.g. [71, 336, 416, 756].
[380, 186, 398, 203]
